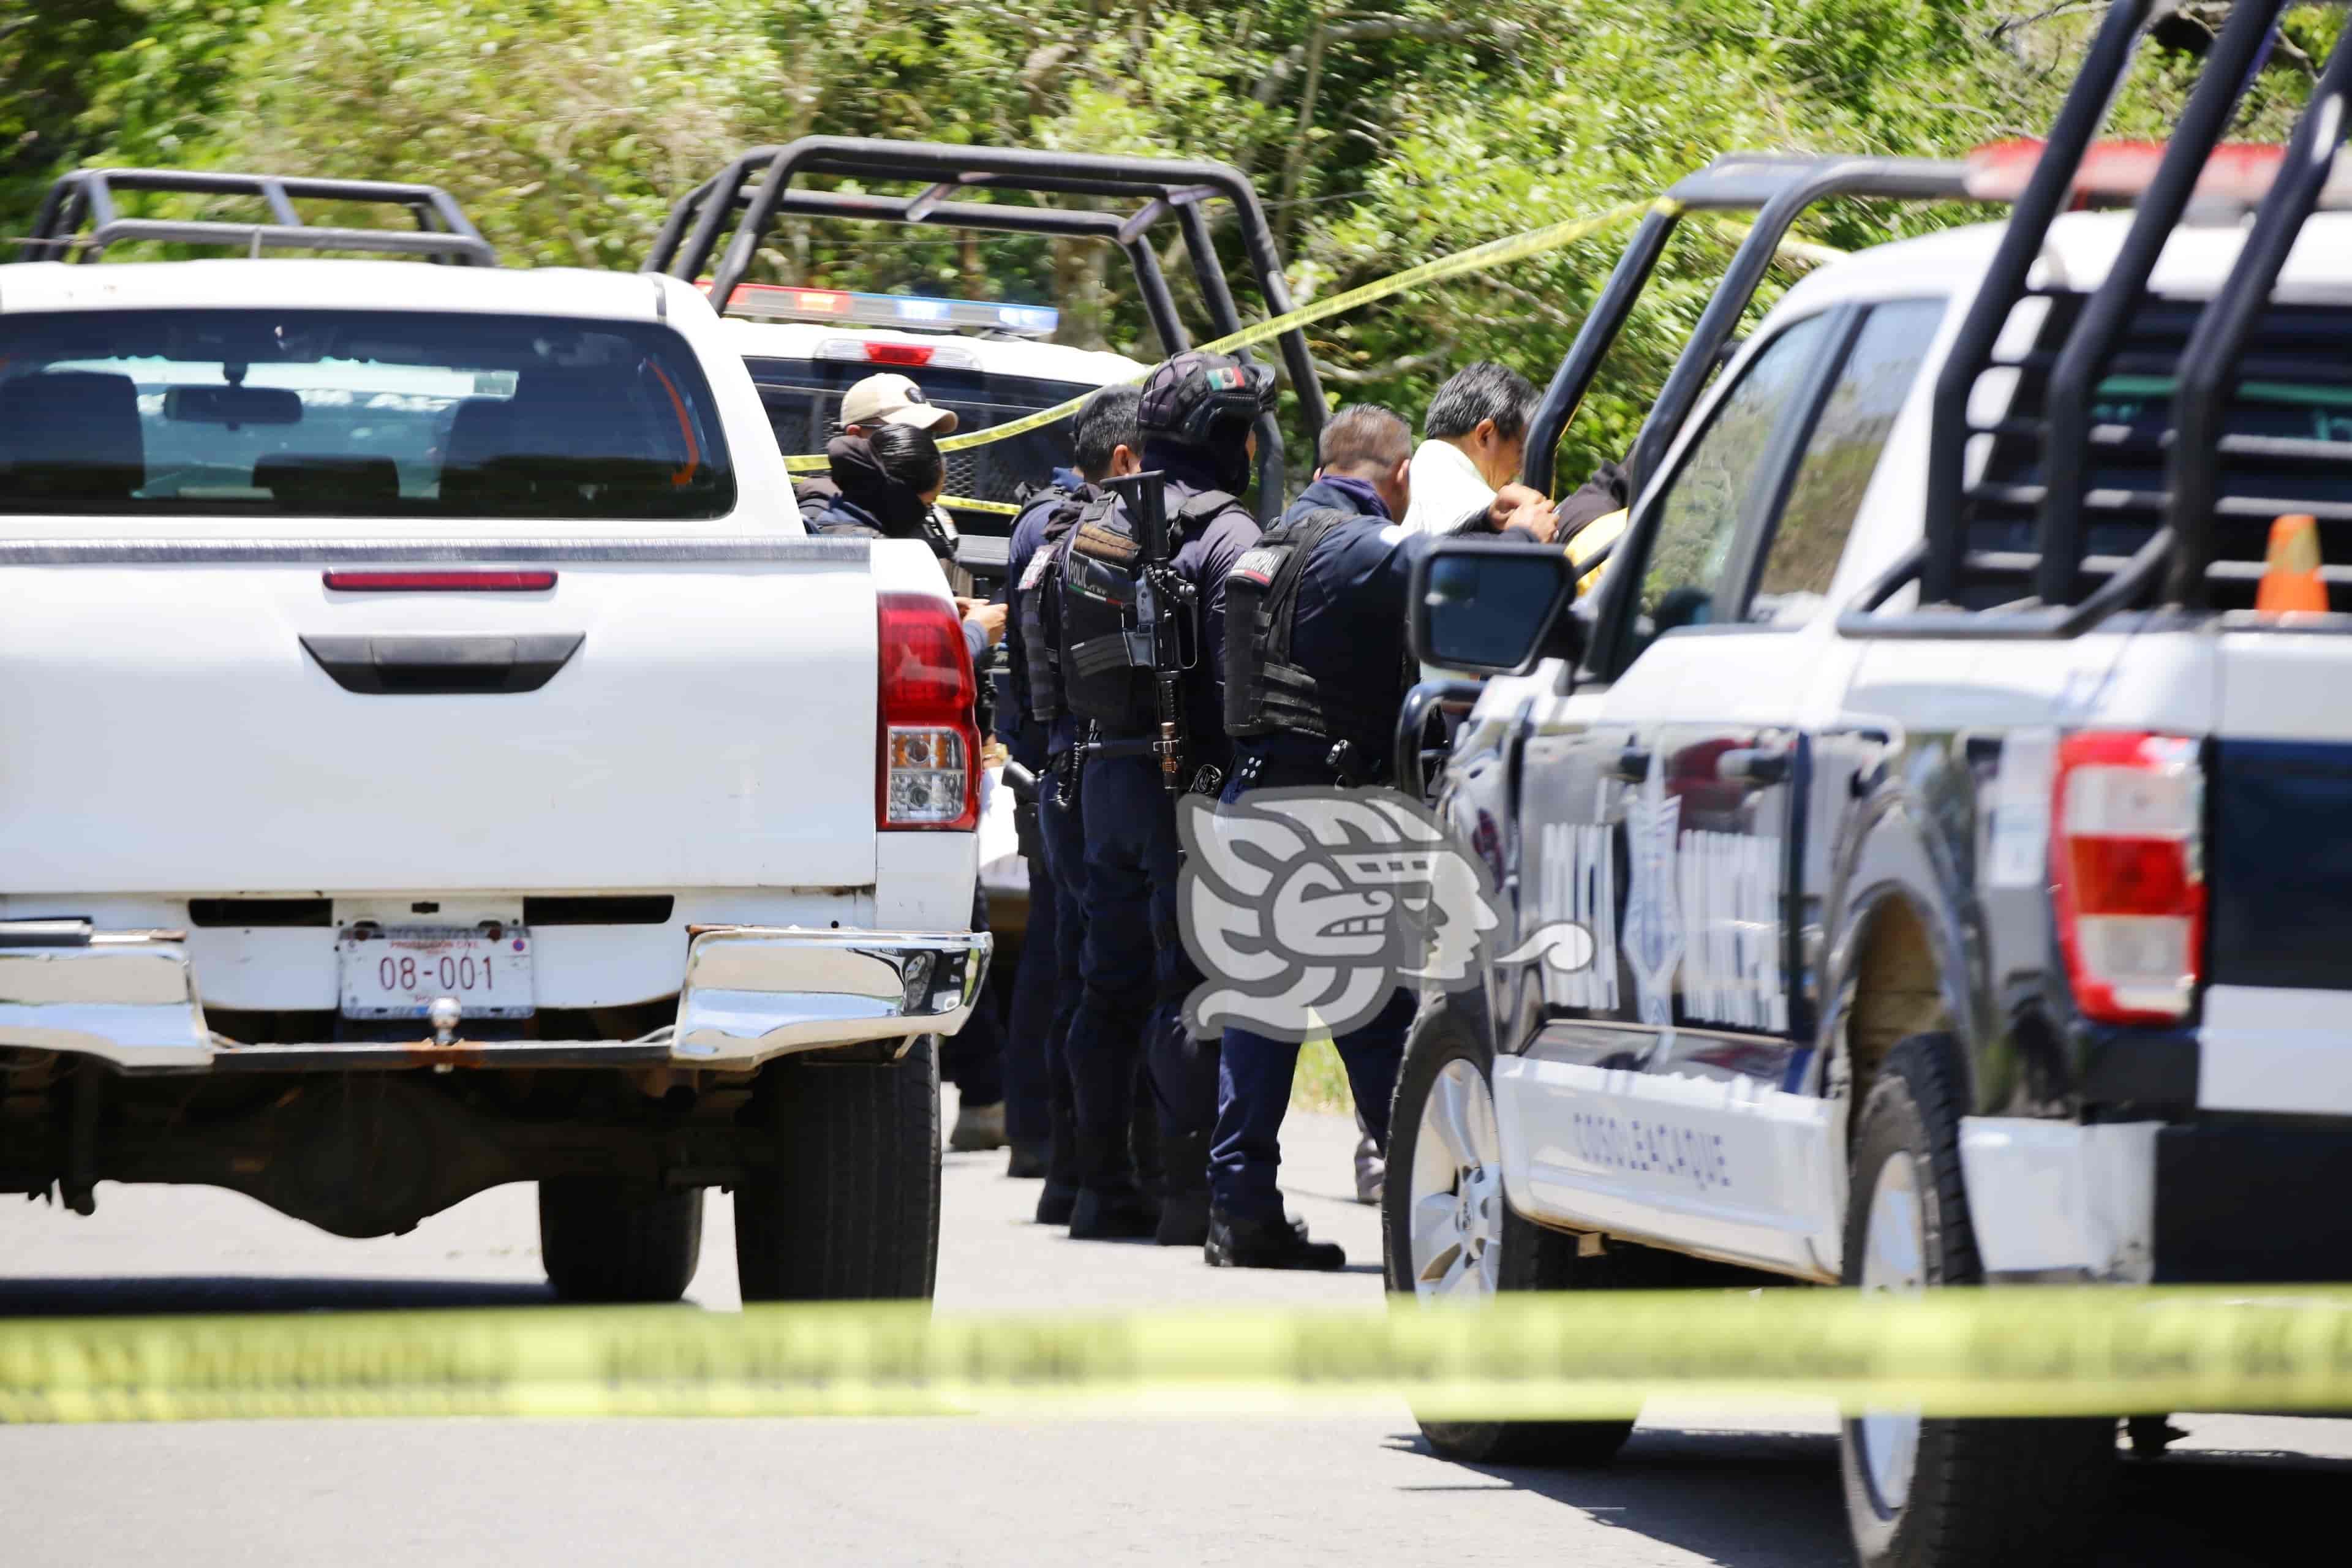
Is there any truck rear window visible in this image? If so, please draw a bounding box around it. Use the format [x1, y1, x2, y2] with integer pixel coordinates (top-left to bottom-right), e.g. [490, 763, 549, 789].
[746, 358, 1099, 508]
[0, 309, 734, 519]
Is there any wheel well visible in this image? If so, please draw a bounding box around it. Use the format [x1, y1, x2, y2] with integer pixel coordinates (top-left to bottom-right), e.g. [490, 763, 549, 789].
[1842, 896, 1953, 1135]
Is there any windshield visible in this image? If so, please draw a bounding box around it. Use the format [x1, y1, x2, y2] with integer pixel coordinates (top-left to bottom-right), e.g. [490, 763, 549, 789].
[0, 309, 734, 520]
[746, 357, 1104, 507]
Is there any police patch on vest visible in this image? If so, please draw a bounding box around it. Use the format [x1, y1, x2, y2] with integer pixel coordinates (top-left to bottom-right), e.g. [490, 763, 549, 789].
[1018, 548, 1055, 592]
[1231, 546, 1283, 586]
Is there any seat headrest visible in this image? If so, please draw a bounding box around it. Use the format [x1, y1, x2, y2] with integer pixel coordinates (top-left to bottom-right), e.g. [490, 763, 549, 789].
[0, 371, 146, 500]
[500, 374, 658, 463]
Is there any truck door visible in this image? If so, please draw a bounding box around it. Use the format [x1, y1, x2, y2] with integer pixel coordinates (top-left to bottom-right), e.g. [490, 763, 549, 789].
[1497, 299, 1947, 1275]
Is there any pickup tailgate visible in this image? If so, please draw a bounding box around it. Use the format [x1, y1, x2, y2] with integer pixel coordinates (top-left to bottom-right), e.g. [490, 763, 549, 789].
[0, 549, 878, 894]
[2196, 633, 2352, 998]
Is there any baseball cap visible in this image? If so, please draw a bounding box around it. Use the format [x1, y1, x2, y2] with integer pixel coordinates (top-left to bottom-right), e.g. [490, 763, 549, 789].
[839, 372, 959, 435]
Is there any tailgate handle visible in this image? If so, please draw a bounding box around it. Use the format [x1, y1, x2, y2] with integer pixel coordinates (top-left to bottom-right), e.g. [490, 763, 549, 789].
[300, 633, 584, 695]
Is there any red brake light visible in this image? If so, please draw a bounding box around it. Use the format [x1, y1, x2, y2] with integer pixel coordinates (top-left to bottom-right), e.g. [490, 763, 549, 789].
[876, 591, 979, 831]
[2051, 731, 2204, 1023]
[323, 571, 556, 592]
[864, 342, 935, 368]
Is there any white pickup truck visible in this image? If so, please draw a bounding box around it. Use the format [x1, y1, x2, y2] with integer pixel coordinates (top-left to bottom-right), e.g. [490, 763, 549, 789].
[1397, 5, 2352, 1564]
[0, 171, 989, 1303]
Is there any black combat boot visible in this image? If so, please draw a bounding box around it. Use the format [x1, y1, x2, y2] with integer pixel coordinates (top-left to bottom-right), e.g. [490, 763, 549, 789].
[1068, 1186, 1156, 1240]
[1007, 1140, 1049, 1180]
[1154, 1131, 1211, 1246]
[1204, 1209, 1346, 1270]
[1034, 1180, 1077, 1226]
[1067, 1128, 1153, 1239]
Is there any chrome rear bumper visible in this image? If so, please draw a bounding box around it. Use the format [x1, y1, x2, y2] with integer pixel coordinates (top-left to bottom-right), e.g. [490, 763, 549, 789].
[0, 921, 990, 1074]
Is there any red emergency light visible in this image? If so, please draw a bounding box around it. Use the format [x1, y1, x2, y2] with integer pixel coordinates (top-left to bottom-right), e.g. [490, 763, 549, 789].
[1963, 138, 2352, 209]
[698, 281, 851, 315]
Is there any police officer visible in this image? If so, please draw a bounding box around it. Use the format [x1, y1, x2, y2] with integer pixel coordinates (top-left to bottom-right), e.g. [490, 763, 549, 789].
[1208, 404, 1556, 1268]
[794, 372, 959, 527]
[1001, 386, 1143, 1219]
[1054, 352, 1269, 1242]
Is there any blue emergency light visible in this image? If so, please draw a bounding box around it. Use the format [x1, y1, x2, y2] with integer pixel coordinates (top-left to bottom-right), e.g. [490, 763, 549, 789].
[709, 281, 1060, 339]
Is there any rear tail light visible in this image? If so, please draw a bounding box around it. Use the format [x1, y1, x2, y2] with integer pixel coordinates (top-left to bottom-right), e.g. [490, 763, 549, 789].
[863, 342, 935, 368]
[2051, 732, 2204, 1023]
[876, 591, 979, 831]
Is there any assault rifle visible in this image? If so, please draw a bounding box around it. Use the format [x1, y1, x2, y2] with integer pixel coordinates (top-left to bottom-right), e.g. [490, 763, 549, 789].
[1102, 471, 1196, 794]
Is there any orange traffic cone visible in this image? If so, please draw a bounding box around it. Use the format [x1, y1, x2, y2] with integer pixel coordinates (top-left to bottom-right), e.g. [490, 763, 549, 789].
[2256, 514, 2329, 614]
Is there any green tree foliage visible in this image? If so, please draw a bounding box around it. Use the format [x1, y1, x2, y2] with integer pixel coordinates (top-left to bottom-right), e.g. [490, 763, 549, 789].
[4, 1, 2340, 484]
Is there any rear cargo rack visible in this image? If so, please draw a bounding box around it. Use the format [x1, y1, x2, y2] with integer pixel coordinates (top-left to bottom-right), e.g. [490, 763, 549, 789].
[645, 139, 1322, 519]
[1842, 0, 2352, 639]
[17, 169, 496, 266]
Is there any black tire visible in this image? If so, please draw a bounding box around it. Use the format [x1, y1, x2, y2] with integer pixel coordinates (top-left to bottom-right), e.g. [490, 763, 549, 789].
[538, 1179, 705, 1303]
[735, 1036, 941, 1302]
[1382, 1001, 1634, 1466]
[1839, 1033, 2116, 1568]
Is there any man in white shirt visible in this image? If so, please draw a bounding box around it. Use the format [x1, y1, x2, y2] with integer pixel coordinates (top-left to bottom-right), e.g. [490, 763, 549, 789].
[1398, 361, 1541, 535]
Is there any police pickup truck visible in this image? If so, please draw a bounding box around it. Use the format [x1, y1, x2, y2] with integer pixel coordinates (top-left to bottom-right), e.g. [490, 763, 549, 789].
[1395, 4, 2352, 1564]
[0, 170, 989, 1303]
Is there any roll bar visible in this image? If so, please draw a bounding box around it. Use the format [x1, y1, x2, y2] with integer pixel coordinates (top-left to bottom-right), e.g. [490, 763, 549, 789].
[1842, 0, 2352, 639]
[1521, 154, 1970, 498]
[647, 140, 1326, 519]
[17, 169, 494, 265]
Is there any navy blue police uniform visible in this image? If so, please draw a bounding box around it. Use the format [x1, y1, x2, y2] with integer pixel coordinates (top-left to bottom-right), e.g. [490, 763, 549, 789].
[1208, 472, 1528, 1267]
[998, 470, 1086, 1204]
[1054, 353, 1270, 1241]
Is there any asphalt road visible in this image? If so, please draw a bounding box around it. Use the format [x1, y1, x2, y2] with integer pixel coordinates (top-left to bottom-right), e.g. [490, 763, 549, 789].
[1, 1090, 2342, 1567]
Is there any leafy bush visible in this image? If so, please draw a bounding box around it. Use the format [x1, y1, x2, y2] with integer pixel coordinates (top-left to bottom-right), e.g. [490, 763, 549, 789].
[9, 1, 2339, 483]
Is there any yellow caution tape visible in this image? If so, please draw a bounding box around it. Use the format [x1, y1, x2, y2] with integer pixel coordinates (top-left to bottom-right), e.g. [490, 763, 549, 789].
[779, 199, 1667, 473]
[940, 495, 1023, 517]
[2, 1286, 2348, 1425]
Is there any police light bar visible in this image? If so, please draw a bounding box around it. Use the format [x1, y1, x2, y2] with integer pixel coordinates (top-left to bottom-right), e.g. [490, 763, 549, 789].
[704, 281, 1060, 337]
[1962, 139, 2352, 210]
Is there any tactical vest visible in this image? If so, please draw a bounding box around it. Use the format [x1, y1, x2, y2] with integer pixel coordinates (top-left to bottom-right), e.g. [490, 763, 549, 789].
[1055, 485, 1242, 734]
[1223, 506, 1403, 750]
[1012, 488, 1088, 730]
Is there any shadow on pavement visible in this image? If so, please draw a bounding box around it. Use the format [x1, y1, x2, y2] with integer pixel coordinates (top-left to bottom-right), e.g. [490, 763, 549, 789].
[1387, 1427, 2343, 1567]
[0, 1276, 564, 1316]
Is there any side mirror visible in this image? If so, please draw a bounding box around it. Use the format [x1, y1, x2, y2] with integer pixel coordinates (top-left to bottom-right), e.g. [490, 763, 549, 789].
[165, 385, 303, 426]
[1409, 540, 1584, 677]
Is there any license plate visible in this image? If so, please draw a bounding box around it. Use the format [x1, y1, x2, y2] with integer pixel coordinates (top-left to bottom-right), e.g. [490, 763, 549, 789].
[337, 926, 535, 1020]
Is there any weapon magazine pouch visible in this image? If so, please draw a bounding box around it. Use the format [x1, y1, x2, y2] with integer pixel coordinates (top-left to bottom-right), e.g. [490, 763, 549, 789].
[1016, 492, 1088, 726]
[1223, 506, 1357, 740]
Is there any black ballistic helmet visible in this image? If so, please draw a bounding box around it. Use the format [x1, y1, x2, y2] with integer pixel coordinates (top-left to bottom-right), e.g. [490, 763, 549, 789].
[1138, 350, 1276, 449]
